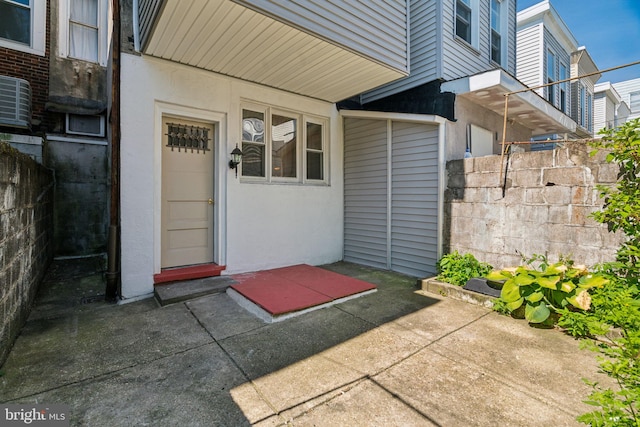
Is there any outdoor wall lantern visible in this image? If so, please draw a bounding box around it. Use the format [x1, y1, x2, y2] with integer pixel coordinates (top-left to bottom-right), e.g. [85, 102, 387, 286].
[229, 144, 243, 177]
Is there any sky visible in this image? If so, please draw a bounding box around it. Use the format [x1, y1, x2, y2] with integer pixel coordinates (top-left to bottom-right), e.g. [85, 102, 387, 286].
[517, 0, 640, 84]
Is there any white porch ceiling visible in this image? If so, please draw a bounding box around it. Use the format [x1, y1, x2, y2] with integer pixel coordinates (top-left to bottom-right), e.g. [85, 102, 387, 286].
[442, 69, 577, 136]
[141, 0, 406, 103]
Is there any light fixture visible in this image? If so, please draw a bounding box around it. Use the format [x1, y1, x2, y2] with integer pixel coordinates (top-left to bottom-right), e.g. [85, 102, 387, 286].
[229, 144, 243, 177]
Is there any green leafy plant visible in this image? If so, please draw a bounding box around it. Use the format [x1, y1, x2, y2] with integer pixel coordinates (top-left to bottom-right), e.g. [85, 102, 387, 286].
[565, 119, 640, 426]
[487, 254, 608, 324]
[590, 118, 640, 287]
[436, 251, 492, 286]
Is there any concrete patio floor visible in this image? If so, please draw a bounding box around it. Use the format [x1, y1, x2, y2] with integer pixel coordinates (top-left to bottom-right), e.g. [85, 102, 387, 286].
[0, 258, 611, 426]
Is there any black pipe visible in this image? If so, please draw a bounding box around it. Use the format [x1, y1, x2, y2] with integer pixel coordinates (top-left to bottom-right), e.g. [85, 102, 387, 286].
[105, 0, 121, 302]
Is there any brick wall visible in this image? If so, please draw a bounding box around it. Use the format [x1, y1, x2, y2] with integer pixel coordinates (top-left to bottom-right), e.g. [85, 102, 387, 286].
[0, 1, 50, 133]
[0, 142, 53, 366]
[444, 142, 623, 269]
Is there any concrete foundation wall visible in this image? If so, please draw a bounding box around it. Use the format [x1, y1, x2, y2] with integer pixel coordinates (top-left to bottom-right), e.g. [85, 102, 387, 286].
[45, 139, 109, 256]
[444, 142, 623, 269]
[0, 142, 53, 366]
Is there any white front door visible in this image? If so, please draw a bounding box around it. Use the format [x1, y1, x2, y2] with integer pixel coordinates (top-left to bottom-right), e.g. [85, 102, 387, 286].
[161, 117, 215, 268]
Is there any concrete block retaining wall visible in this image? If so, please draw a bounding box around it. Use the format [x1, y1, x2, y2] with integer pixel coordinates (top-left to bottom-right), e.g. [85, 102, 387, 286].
[0, 142, 54, 366]
[444, 142, 623, 269]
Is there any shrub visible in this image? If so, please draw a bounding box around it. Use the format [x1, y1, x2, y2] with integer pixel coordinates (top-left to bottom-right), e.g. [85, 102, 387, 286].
[564, 119, 640, 426]
[436, 251, 492, 286]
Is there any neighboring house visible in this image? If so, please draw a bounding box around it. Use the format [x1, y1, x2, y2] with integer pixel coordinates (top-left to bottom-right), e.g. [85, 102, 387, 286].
[336, 0, 575, 276]
[593, 81, 630, 136]
[613, 77, 640, 121]
[117, 0, 411, 299]
[516, 1, 600, 140]
[0, 0, 111, 257]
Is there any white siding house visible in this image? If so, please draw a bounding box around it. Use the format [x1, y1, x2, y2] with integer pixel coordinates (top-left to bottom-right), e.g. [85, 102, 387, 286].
[118, 0, 410, 300]
[516, 0, 599, 138]
[613, 77, 640, 121]
[593, 81, 630, 136]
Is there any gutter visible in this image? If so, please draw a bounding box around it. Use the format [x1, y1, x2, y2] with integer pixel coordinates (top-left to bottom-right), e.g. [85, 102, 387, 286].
[105, 0, 121, 301]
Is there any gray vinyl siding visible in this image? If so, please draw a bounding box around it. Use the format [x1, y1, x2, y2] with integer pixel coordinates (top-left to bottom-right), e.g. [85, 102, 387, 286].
[344, 119, 389, 269]
[516, 23, 542, 90]
[361, 0, 438, 102]
[138, 0, 165, 51]
[234, 0, 409, 74]
[363, 0, 517, 103]
[390, 122, 439, 277]
[440, 0, 490, 81]
[344, 118, 440, 277]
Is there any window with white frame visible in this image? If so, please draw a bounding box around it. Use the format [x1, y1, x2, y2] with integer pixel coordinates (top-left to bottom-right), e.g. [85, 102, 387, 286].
[456, 0, 472, 44]
[0, 0, 46, 55]
[547, 50, 556, 105]
[490, 0, 503, 64]
[579, 84, 586, 127]
[559, 64, 567, 113]
[241, 104, 327, 183]
[66, 113, 105, 137]
[59, 0, 110, 65]
[587, 93, 592, 132]
[306, 121, 324, 180]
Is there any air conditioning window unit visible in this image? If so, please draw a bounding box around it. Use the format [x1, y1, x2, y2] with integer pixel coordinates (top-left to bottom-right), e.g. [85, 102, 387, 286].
[0, 75, 31, 129]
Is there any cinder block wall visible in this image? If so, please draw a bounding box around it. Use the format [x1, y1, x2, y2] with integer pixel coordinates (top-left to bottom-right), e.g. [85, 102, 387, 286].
[0, 142, 54, 366]
[444, 142, 623, 269]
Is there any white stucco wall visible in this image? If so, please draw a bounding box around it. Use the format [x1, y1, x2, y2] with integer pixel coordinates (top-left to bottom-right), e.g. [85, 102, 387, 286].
[120, 53, 344, 299]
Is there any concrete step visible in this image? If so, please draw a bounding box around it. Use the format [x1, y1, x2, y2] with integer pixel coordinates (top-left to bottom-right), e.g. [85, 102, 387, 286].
[154, 276, 236, 306]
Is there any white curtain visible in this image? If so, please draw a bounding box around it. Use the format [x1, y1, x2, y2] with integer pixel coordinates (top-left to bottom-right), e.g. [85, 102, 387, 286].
[69, 0, 98, 62]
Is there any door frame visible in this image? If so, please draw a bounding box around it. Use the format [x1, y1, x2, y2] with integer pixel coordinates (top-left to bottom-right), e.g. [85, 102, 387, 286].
[153, 102, 228, 274]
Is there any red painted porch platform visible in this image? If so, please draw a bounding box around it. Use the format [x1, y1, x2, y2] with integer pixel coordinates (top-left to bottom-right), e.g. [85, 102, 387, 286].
[228, 264, 377, 321]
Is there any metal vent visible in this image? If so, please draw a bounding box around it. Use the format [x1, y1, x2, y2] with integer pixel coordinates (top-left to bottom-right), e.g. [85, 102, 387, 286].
[0, 75, 31, 129]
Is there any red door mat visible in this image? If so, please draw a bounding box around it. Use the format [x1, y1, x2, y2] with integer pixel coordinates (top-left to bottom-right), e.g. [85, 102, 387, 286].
[228, 264, 377, 322]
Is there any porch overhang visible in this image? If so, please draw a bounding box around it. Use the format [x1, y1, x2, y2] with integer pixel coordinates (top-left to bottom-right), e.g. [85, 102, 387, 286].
[442, 69, 576, 136]
[138, 0, 407, 103]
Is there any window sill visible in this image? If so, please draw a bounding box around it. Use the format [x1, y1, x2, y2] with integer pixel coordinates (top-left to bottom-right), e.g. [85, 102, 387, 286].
[453, 36, 481, 56]
[239, 177, 329, 187]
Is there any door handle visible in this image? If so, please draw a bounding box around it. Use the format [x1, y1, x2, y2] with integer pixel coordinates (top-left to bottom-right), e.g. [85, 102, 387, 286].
[208, 198, 214, 205]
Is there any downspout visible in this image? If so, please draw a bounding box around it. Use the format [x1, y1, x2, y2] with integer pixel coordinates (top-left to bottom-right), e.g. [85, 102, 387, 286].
[105, 0, 121, 301]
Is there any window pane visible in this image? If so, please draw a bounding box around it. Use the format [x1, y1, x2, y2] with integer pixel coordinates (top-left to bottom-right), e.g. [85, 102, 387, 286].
[307, 152, 323, 180]
[630, 91, 640, 112]
[71, 0, 98, 27]
[491, 0, 500, 32]
[491, 31, 501, 63]
[456, 0, 471, 43]
[0, 1, 31, 45]
[70, 23, 98, 62]
[242, 143, 265, 177]
[306, 122, 322, 150]
[272, 114, 296, 178]
[547, 51, 555, 79]
[242, 110, 264, 142]
[242, 110, 265, 177]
